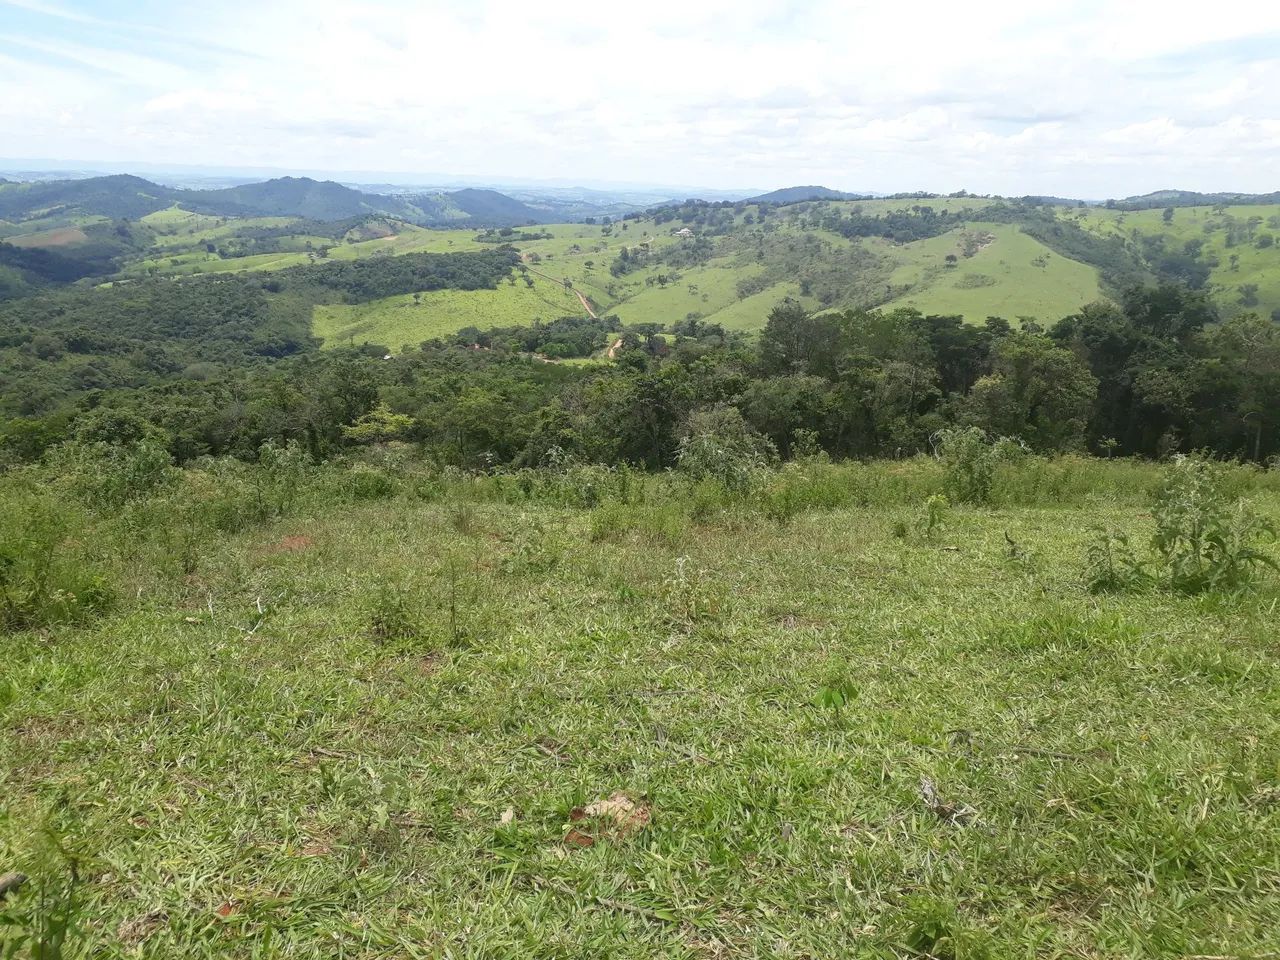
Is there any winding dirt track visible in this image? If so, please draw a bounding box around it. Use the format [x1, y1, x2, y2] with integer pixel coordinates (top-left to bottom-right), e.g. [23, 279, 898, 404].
[520, 263, 599, 318]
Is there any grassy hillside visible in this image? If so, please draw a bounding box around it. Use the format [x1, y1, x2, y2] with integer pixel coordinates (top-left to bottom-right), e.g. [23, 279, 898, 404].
[9, 189, 1279, 342]
[289, 202, 1113, 345]
[5, 455, 1280, 956]
[314, 280, 585, 350]
[881, 223, 1103, 322]
[1072, 203, 1280, 319]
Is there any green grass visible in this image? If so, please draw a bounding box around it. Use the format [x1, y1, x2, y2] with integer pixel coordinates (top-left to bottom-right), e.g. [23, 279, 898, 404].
[1072, 204, 1280, 318]
[882, 223, 1104, 323]
[313, 280, 587, 350]
[609, 259, 766, 326]
[4, 455, 1280, 956]
[704, 280, 807, 330]
[109, 197, 1280, 332]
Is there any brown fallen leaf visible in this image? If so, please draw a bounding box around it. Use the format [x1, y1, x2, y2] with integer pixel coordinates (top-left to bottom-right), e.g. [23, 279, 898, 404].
[565, 792, 652, 847]
[299, 841, 332, 857]
[919, 777, 976, 826]
[498, 806, 516, 826]
[214, 900, 239, 918]
[118, 909, 167, 946]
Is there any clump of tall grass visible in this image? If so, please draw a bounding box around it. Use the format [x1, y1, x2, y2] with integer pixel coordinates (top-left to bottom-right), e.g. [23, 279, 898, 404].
[0, 486, 114, 632]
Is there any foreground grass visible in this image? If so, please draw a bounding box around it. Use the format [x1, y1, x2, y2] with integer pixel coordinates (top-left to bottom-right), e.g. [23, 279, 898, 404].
[3, 459, 1280, 957]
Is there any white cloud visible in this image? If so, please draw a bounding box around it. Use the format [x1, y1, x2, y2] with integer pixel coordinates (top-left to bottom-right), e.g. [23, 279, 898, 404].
[0, 0, 1277, 195]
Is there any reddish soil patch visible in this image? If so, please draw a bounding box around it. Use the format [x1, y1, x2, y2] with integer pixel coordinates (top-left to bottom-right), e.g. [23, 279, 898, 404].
[8, 226, 89, 248]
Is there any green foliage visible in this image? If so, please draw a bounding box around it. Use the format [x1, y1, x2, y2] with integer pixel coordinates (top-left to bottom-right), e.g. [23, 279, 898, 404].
[0, 826, 81, 959]
[0, 491, 112, 631]
[934, 427, 1024, 505]
[676, 405, 776, 492]
[47, 437, 178, 510]
[341, 403, 416, 444]
[1151, 455, 1277, 593]
[365, 584, 423, 643]
[893, 895, 994, 960]
[919, 493, 950, 540]
[1083, 527, 1151, 594]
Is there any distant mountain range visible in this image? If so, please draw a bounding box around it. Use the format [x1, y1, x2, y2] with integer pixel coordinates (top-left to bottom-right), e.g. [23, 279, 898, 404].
[0, 174, 578, 228]
[1114, 189, 1280, 210]
[747, 185, 867, 204]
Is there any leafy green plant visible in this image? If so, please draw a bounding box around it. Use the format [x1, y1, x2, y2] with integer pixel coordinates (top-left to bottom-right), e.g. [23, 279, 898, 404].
[662, 556, 721, 627]
[0, 827, 81, 960]
[365, 584, 422, 643]
[1083, 527, 1150, 594]
[48, 437, 177, 510]
[919, 493, 950, 541]
[0, 495, 113, 632]
[677, 406, 776, 494]
[933, 427, 1023, 505]
[1151, 455, 1277, 593]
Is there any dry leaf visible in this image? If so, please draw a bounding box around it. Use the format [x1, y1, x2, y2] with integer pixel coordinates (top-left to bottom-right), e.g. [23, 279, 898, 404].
[919, 777, 976, 825]
[498, 806, 516, 826]
[118, 910, 167, 946]
[565, 792, 651, 847]
[299, 841, 332, 857]
[214, 900, 239, 918]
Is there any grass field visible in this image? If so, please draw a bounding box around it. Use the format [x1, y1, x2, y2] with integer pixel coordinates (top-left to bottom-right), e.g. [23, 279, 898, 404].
[880, 223, 1104, 323]
[105, 197, 1122, 335]
[105, 196, 1280, 337]
[314, 280, 587, 350]
[4, 226, 91, 248]
[4, 455, 1280, 956]
[1072, 204, 1280, 318]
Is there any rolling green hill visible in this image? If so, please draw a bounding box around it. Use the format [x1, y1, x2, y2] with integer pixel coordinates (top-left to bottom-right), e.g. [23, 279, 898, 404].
[1071, 203, 1280, 319]
[292, 199, 1117, 348]
[6, 183, 1280, 347]
[314, 280, 585, 350]
[0, 176, 558, 231]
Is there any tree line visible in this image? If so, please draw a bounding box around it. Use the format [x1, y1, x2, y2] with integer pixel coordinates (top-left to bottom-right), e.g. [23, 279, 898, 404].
[3, 274, 1278, 469]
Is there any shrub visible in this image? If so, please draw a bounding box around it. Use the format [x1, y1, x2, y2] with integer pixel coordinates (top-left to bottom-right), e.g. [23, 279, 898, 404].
[677, 406, 776, 493]
[1151, 455, 1276, 593]
[341, 464, 400, 502]
[0, 492, 113, 631]
[589, 499, 688, 546]
[48, 437, 178, 510]
[933, 427, 1024, 505]
[919, 494, 949, 541]
[365, 584, 422, 643]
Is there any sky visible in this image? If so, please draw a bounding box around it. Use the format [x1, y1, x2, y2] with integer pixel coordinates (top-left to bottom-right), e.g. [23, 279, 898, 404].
[1, 0, 1279, 198]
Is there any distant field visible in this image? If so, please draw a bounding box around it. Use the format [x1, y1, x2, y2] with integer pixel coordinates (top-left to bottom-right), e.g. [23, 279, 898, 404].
[882, 223, 1103, 322]
[609, 259, 766, 326]
[704, 280, 808, 330]
[313, 279, 586, 350]
[1073, 203, 1280, 318]
[103, 196, 1280, 330]
[4, 226, 90, 248]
